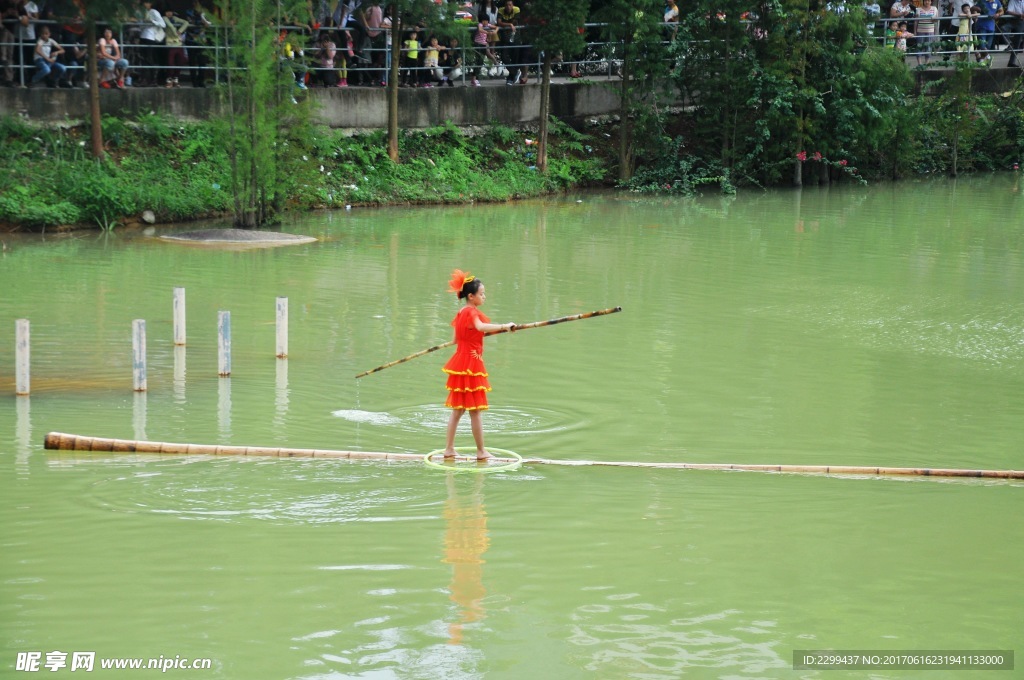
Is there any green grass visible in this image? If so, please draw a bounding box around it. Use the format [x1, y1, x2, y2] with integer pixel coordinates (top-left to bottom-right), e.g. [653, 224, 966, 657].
[0, 115, 609, 231]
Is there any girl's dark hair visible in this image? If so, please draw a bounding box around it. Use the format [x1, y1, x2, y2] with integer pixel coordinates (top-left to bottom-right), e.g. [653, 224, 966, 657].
[459, 278, 483, 300]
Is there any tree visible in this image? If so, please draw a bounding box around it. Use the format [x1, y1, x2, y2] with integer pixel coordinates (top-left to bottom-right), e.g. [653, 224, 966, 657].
[385, 0, 457, 162]
[211, 0, 313, 227]
[591, 0, 671, 181]
[672, 0, 911, 186]
[73, 0, 135, 159]
[527, 0, 588, 173]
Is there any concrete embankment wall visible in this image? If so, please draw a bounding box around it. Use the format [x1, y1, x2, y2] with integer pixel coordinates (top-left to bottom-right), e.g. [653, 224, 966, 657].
[0, 81, 622, 128]
[0, 70, 1015, 127]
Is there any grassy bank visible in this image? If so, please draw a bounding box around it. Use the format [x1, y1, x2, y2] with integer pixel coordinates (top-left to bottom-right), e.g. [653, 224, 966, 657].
[0, 114, 609, 232]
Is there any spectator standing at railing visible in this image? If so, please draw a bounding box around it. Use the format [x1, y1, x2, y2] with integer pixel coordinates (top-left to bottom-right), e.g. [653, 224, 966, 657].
[98, 26, 129, 88]
[889, 0, 915, 20]
[863, 0, 882, 38]
[440, 35, 462, 86]
[497, 0, 523, 85]
[312, 0, 333, 27]
[16, 0, 39, 85]
[956, 2, 978, 55]
[278, 28, 308, 88]
[973, 0, 1001, 63]
[1004, 0, 1023, 67]
[1, 0, 17, 86]
[472, 14, 497, 81]
[336, 26, 355, 86]
[946, 0, 960, 36]
[477, 0, 500, 63]
[137, 0, 166, 86]
[334, 0, 362, 55]
[359, 0, 384, 85]
[893, 20, 915, 50]
[184, 4, 211, 87]
[313, 30, 338, 86]
[400, 28, 419, 86]
[914, 0, 939, 62]
[163, 8, 187, 87]
[421, 34, 443, 86]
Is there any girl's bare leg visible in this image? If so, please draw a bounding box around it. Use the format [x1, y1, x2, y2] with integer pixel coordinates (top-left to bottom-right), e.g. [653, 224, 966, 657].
[469, 410, 492, 459]
[444, 409, 464, 458]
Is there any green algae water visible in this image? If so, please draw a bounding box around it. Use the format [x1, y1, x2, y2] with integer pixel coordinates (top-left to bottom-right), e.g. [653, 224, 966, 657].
[1, 177, 1022, 679]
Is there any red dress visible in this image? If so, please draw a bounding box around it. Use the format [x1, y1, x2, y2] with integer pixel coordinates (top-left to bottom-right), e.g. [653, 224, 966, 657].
[443, 305, 491, 410]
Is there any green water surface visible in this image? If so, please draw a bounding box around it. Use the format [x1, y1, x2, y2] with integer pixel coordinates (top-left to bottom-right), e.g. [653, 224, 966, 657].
[1, 178, 1022, 679]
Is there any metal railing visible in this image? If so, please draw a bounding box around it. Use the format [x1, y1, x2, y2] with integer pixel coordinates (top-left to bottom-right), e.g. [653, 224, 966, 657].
[1, 16, 1020, 89]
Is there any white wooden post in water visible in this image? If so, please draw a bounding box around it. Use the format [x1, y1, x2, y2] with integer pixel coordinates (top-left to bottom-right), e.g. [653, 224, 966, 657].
[173, 287, 186, 346]
[173, 345, 186, 404]
[132, 319, 147, 392]
[276, 297, 288, 358]
[218, 311, 231, 376]
[15, 319, 29, 395]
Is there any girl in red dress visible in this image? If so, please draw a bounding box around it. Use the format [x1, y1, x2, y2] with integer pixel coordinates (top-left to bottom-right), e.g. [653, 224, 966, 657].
[443, 270, 516, 460]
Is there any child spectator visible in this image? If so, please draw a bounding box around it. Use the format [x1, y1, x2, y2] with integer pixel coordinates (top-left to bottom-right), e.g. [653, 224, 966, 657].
[163, 9, 188, 87]
[956, 2, 978, 55]
[31, 25, 66, 87]
[98, 27, 129, 88]
[440, 35, 461, 86]
[278, 28, 307, 89]
[336, 28, 354, 86]
[894, 20, 914, 51]
[314, 31, 338, 87]
[422, 35, 443, 86]
[401, 28, 418, 86]
[473, 13, 498, 80]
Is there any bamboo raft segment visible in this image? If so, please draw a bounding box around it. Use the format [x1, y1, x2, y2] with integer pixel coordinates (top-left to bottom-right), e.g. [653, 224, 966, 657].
[42, 433, 1024, 479]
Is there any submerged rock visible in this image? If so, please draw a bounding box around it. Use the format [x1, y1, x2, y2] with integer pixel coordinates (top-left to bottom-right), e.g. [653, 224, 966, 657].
[160, 228, 317, 247]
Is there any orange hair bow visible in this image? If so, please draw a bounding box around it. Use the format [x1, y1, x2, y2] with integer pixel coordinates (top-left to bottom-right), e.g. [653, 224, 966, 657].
[447, 269, 475, 293]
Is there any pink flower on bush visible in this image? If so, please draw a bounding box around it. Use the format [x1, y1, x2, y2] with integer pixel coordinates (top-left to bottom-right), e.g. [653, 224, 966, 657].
[796, 151, 807, 161]
[839, 159, 848, 166]
[813, 151, 822, 161]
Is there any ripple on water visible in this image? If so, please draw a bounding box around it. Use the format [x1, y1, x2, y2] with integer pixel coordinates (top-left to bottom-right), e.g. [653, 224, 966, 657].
[80, 458, 441, 525]
[331, 409, 401, 426]
[385, 404, 587, 436]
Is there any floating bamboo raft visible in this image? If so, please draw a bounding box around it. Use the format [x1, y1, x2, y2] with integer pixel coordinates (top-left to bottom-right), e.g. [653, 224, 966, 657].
[43, 432, 1024, 480]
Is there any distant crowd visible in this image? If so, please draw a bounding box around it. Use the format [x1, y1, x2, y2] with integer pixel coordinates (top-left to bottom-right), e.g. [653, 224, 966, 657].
[0, 0, 562, 89]
[864, 0, 1022, 64]
[2, 0, 1020, 90]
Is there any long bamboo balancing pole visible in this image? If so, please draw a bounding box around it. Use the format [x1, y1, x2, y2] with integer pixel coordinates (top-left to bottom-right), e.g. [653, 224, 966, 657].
[43, 433, 1024, 479]
[355, 306, 622, 378]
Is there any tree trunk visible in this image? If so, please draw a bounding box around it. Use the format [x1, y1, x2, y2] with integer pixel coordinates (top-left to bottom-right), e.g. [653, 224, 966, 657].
[537, 53, 551, 174]
[388, 16, 401, 162]
[86, 22, 103, 160]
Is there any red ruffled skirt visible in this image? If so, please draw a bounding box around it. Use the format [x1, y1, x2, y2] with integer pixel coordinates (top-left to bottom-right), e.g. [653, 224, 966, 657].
[443, 351, 491, 410]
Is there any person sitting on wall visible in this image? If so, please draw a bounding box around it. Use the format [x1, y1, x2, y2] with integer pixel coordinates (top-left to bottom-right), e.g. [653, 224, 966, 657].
[98, 26, 130, 88]
[31, 25, 68, 87]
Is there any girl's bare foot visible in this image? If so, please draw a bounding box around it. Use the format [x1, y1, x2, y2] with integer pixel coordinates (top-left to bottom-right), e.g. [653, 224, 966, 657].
[476, 451, 494, 461]
[443, 450, 457, 460]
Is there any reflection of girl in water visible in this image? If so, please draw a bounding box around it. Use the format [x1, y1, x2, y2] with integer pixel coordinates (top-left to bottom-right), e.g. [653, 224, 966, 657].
[443, 474, 489, 645]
